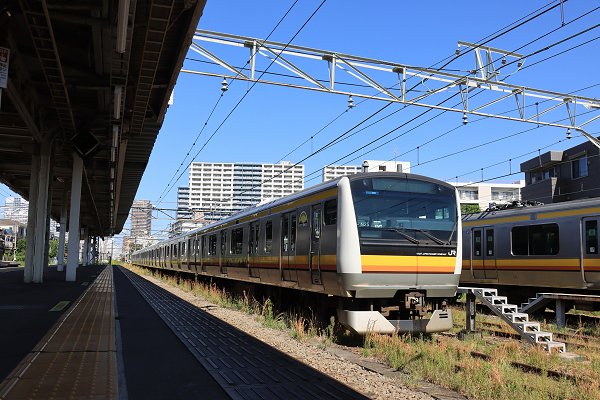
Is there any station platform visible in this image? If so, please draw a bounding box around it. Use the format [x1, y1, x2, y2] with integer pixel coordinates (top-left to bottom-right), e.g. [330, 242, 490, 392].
[0, 265, 368, 400]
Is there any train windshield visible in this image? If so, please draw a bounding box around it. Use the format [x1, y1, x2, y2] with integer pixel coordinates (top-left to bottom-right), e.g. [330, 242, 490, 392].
[351, 177, 458, 244]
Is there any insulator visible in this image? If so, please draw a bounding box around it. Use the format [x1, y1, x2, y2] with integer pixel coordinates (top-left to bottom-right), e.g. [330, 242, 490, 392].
[462, 113, 468, 125]
[221, 78, 228, 92]
[348, 95, 355, 109]
[566, 128, 572, 139]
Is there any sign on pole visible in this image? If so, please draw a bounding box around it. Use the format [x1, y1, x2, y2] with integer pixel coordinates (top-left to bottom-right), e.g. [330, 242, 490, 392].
[0, 47, 9, 110]
[0, 47, 9, 88]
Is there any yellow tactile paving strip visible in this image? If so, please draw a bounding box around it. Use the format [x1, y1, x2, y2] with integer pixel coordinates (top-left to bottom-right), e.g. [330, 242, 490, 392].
[0, 266, 117, 400]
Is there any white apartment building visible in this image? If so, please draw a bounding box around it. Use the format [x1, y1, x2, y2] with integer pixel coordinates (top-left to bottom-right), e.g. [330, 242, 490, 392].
[176, 187, 192, 220]
[189, 161, 304, 220]
[322, 160, 411, 182]
[3, 197, 29, 225]
[450, 181, 525, 211]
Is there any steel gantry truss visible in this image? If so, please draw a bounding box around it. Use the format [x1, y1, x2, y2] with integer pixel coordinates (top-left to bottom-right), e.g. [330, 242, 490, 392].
[182, 30, 600, 146]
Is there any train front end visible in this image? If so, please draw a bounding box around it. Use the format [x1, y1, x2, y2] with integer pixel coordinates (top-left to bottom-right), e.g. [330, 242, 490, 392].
[336, 173, 461, 334]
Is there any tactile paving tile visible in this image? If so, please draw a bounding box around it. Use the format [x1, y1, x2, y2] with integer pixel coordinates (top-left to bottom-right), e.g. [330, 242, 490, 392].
[0, 267, 118, 400]
[120, 267, 368, 400]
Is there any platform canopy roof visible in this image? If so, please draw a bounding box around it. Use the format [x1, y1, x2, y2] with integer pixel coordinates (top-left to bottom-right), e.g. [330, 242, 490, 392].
[0, 0, 206, 237]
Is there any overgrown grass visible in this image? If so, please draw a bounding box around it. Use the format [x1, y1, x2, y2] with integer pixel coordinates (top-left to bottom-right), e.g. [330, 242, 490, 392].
[362, 306, 600, 400]
[362, 331, 600, 400]
[126, 265, 600, 400]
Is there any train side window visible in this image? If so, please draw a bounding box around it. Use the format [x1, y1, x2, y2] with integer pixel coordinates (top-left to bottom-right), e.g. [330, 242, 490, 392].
[265, 220, 273, 254]
[530, 224, 559, 255]
[512, 224, 559, 255]
[511, 226, 529, 255]
[473, 230, 481, 256]
[324, 199, 337, 225]
[586, 221, 598, 254]
[231, 228, 243, 255]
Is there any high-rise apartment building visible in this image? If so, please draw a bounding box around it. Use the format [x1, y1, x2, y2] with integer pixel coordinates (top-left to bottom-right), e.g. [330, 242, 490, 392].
[130, 200, 152, 237]
[189, 161, 304, 220]
[176, 187, 192, 220]
[322, 160, 411, 182]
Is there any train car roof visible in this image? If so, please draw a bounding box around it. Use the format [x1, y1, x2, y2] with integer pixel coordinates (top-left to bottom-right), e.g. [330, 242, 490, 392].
[136, 172, 456, 252]
[462, 197, 600, 223]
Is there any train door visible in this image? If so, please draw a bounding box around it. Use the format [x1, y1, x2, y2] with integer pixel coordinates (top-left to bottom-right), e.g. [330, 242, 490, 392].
[280, 212, 298, 282]
[179, 240, 185, 271]
[248, 222, 260, 278]
[176, 242, 182, 270]
[471, 227, 497, 279]
[309, 204, 322, 285]
[582, 217, 599, 283]
[220, 230, 227, 274]
[186, 238, 192, 271]
[194, 234, 201, 274]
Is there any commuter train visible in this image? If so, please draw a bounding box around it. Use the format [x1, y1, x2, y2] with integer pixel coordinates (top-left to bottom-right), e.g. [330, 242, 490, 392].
[132, 172, 462, 334]
[460, 198, 600, 298]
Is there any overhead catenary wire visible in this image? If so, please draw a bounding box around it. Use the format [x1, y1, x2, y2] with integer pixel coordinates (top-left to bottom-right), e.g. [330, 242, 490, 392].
[279, 104, 599, 201]
[270, 0, 573, 174]
[317, 16, 600, 182]
[458, 6, 599, 77]
[156, 0, 327, 206]
[155, 0, 302, 206]
[192, 0, 580, 214]
[148, 1, 596, 235]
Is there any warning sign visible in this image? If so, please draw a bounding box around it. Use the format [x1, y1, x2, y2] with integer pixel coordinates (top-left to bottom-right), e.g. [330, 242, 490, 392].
[0, 47, 9, 89]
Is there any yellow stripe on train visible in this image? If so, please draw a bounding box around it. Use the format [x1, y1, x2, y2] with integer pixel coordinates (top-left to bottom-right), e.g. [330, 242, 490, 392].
[361, 255, 456, 273]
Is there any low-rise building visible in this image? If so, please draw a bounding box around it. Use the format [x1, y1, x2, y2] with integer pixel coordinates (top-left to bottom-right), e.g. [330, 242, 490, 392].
[520, 138, 600, 203]
[450, 181, 524, 211]
[322, 160, 411, 182]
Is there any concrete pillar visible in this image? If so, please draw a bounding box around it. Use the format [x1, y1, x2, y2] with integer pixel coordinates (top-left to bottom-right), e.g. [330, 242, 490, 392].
[56, 189, 68, 271]
[556, 299, 567, 329]
[31, 139, 53, 283]
[43, 147, 55, 278]
[66, 154, 83, 281]
[24, 146, 40, 283]
[91, 237, 97, 264]
[82, 230, 88, 266]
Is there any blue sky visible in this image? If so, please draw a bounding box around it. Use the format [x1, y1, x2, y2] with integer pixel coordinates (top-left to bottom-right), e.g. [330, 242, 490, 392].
[2, 0, 599, 241]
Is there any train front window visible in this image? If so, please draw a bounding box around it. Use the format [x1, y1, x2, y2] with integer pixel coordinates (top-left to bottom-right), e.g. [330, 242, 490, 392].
[351, 177, 457, 243]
